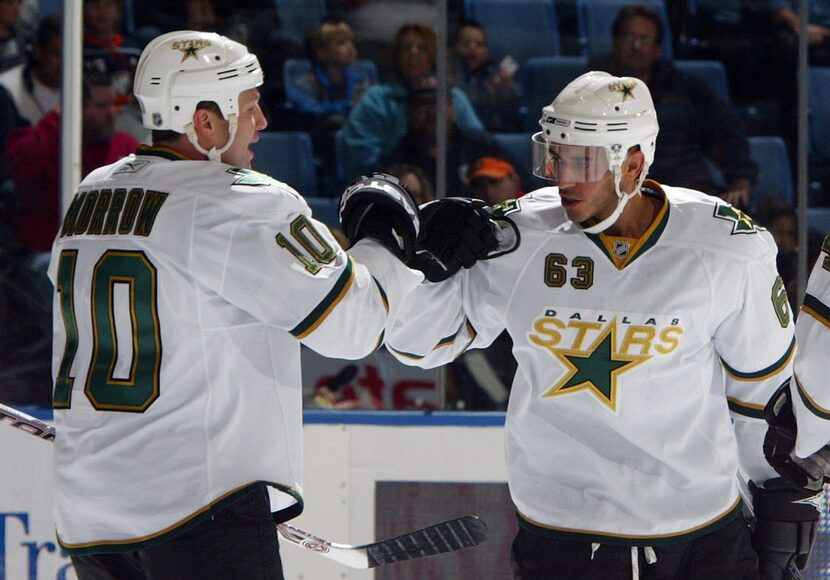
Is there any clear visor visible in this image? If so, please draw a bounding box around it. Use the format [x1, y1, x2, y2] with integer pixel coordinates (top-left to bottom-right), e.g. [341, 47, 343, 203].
[531, 132, 611, 184]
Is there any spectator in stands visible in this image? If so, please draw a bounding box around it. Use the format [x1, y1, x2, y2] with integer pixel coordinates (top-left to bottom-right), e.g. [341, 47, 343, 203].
[589, 4, 759, 209]
[7, 72, 139, 253]
[291, 20, 373, 133]
[378, 74, 502, 196]
[382, 162, 434, 205]
[754, 197, 824, 314]
[286, 20, 375, 195]
[341, 23, 484, 180]
[132, 1, 278, 59]
[84, 0, 146, 141]
[451, 19, 522, 132]
[0, 14, 60, 125]
[0, 0, 25, 74]
[84, 0, 140, 102]
[467, 156, 525, 205]
[676, 1, 778, 109]
[770, 0, 830, 66]
[328, 0, 441, 66]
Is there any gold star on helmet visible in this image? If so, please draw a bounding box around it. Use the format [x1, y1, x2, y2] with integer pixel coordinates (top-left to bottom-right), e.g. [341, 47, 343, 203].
[171, 39, 211, 63]
[608, 80, 637, 102]
[181, 46, 199, 61]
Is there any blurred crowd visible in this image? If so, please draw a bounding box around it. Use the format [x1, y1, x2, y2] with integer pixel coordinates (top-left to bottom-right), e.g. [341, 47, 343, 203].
[1, 0, 826, 411]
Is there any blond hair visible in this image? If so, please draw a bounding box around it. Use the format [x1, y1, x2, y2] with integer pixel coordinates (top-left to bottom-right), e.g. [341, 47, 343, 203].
[309, 21, 354, 53]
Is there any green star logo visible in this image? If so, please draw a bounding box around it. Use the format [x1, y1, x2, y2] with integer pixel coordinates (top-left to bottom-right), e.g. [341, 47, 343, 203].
[714, 204, 759, 234]
[543, 321, 649, 411]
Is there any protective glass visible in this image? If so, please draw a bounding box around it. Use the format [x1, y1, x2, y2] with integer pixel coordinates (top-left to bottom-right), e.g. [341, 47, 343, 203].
[531, 132, 611, 184]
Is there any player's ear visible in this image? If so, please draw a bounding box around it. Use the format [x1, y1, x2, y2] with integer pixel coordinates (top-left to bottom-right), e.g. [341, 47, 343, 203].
[624, 149, 645, 177]
[191, 108, 223, 147]
[192, 108, 210, 131]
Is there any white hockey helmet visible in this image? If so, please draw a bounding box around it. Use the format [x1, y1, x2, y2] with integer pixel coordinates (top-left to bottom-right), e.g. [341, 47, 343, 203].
[133, 30, 264, 161]
[532, 71, 659, 233]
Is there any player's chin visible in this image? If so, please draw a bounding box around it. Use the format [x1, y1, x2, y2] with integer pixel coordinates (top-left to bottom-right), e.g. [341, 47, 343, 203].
[240, 148, 254, 169]
[562, 203, 587, 224]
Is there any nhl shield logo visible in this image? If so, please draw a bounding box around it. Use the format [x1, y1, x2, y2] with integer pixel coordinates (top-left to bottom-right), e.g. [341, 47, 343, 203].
[613, 240, 630, 259]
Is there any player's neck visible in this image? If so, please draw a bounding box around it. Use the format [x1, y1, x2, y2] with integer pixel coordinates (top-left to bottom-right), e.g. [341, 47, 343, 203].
[151, 136, 207, 161]
[605, 193, 660, 238]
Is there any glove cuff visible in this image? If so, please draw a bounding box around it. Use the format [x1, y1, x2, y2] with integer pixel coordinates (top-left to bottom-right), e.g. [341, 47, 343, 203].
[751, 481, 822, 522]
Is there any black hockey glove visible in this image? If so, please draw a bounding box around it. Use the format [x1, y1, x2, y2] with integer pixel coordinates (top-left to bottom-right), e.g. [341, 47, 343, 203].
[750, 480, 821, 580]
[764, 382, 830, 492]
[409, 197, 500, 283]
[339, 173, 421, 262]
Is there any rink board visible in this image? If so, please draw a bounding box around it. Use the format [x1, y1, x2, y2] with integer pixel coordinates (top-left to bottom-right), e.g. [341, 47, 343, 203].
[2, 411, 830, 579]
[0, 411, 509, 580]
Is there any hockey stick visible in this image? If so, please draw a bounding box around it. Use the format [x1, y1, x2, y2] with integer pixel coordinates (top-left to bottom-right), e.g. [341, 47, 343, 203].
[0, 402, 489, 568]
[277, 515, 487, 569]
[0, 402, 55, 441]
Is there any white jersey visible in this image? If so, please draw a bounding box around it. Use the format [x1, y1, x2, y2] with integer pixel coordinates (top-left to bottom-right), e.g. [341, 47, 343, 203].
[0, 63, 59, 125]
[47, 147, 422, 553]
[792, 234, 830, 458]
[387, 182, 797, 545]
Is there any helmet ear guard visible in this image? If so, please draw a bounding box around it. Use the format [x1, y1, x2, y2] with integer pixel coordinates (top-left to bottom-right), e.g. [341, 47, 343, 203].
[133, 30, 264, 160]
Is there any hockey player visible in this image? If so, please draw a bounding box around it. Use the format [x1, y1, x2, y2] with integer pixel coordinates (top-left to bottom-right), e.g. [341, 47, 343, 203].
[385, 71, 826, 578]
[48, 30, 433, 579]
[760, 232, 830, 577]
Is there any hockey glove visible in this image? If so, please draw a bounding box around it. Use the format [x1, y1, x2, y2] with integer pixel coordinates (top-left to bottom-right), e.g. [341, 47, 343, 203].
[750, 480, 821, 580]
[764, 382, 830, 492]
[339, 173, 421, 262]
[411, 197, 500, 283]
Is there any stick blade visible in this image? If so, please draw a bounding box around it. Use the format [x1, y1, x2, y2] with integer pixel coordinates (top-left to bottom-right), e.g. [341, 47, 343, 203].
[365, 515, 488, 568]
[277, 523, 371, 569]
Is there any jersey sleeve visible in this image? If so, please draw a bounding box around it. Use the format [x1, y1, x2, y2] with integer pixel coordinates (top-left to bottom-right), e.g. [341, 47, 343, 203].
[714, 252, 795, 483]
[191, 183, 421, 360]
[385, 260, 508, 368]
[792, 235, 830, 458]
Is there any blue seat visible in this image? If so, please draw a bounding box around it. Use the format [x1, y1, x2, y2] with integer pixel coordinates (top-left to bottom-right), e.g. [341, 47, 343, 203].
[807, 207, 830, 236]
[674, 59, 730, 102]
[274, 0, 327, 45]
[576, 0, 673, 60]
[464, 0, 561, 63]
[748, 136, 795, 211]
[520, 55, 588, 131]
[306, 197, 341, 229]
[251, 131, 318, 195]
[38, 0, 62, 17]
[809, 67, 830, 165]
